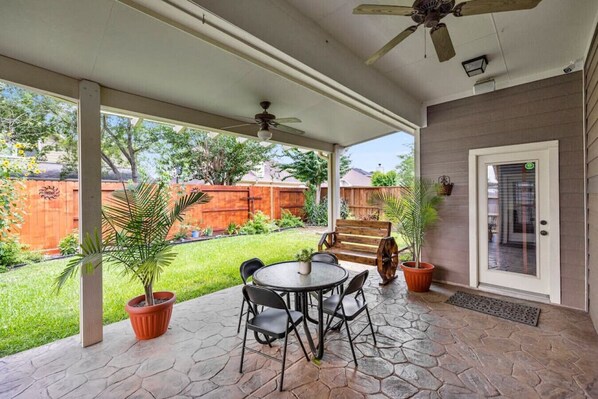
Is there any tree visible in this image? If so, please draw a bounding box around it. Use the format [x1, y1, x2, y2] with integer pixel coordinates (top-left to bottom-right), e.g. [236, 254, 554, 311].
[98, 115, 172, 182]
[395, 144, 415, 187]
[156, 129, 274, 185]
[0, 132, 40, 240]
[277, 149, 351, 204]
[0, 82, 76, 160]
[371, 170, 399, 186]
[60, 114, 171, 182]
[1, 82, 175, 182]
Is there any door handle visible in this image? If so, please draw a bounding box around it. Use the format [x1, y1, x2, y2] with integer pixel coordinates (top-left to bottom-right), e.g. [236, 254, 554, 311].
[540, 230, 548, 236]
[540, 220, 547, 225]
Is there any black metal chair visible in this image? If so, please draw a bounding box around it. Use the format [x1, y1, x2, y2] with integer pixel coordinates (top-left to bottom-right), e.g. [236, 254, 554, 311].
[237, 258, 265, 333]
[320, 270, 376, 366]
[237, 258, 290, 334]
[308, 252, 341, 306]
[239, 285, 310, 391]
[310, 251, 339, 264]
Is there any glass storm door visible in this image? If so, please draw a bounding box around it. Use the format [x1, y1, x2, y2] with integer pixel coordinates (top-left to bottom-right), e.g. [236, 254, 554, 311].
[477, 147, 558, 296]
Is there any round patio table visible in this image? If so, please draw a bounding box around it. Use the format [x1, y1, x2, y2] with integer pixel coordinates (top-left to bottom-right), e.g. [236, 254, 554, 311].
[253, 261, 348, 360]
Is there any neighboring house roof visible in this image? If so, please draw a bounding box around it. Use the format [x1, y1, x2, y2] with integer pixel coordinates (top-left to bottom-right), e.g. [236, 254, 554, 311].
[322, 168, 373, 188]
[30, 162, 133, 182]
[239, 162, 304, 187]
[25, 161, 371, 188]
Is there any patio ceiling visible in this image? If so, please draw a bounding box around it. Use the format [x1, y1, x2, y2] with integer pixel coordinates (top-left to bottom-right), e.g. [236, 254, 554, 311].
[0, 0, 423, 150]
[282, 0, 598, 106]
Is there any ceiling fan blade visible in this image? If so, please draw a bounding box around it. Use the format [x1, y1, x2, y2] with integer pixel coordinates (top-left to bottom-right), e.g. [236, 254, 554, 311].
[271, 123, 305, 135]
[221, 123, 254, 130]
[453, 0, 542, 16]
[273, 117, 302, 124]
[366, 25, 418, 65]
[430, 24, 456, 62]
[353, 4, 415, 16]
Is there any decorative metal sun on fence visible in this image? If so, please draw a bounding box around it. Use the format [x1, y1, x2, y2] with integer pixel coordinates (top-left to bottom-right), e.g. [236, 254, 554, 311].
[39, 185, 60, 200]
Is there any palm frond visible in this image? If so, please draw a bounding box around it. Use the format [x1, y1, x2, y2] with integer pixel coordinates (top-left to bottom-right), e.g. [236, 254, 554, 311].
[55, 179, 211, 301]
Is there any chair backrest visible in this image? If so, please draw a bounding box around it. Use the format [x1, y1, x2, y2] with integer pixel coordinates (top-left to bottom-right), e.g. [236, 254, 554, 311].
[344, 270, 369, 296]
[310, 251, 339, 264]
[240, 258, 265, 284]
[242, 285, 288, 310]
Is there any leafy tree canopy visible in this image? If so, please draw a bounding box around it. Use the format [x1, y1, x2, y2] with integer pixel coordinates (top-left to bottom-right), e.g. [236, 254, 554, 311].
[156, 129, 274, 185]
[277, 148, 351, 203]
[395, 144, 415, 187]
[371, 170, 399, 187]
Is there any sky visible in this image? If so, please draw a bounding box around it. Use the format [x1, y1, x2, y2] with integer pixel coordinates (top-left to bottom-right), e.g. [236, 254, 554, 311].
[345, 131, 413, 173]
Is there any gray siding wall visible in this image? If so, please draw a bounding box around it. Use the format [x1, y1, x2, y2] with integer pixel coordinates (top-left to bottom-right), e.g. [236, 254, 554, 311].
[587, 28, 598, 328]
[421, 72, 585, 309]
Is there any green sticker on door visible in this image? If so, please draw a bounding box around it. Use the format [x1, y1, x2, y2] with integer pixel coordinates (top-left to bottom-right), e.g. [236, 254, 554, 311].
[525, 162, 535, 170]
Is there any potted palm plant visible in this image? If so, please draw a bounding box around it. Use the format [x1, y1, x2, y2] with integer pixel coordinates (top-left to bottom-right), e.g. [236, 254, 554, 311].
[375, 179, 442, 292]
[55, 181, 211, 340]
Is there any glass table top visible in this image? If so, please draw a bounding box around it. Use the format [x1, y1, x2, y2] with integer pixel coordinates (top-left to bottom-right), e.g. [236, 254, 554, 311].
[253, 261, 348, 292]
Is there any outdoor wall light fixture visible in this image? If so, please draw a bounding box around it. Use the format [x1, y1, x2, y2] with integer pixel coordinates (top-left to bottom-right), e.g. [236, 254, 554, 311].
[437, 175, 453, 196]
[462, 55, 488, 77]
[257, 123, 272, 141]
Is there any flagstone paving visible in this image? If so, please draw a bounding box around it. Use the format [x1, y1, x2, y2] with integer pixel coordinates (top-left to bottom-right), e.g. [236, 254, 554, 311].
[1, 263, 598, 398]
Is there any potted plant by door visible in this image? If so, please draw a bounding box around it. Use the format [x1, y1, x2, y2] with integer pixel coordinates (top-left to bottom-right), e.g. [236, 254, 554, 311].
[55, 181, 211, 340]
[376, 179, 442, 292]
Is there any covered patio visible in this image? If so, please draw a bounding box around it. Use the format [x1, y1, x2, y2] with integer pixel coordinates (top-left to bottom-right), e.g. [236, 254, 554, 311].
[2, 0, 598, 397]
[3, 264, 597, 398]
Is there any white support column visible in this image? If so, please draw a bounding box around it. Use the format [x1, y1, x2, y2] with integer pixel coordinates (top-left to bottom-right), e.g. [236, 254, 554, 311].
[78, 80, 103, 347]
[328, 144, 344, 231]
[414, 127, 421, 179]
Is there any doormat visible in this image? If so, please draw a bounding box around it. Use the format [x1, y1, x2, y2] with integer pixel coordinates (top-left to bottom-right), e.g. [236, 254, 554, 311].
[445, 291, 540, 326]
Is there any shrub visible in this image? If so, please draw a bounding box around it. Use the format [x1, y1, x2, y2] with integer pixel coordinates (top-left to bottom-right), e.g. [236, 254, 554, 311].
[0, 238, 43, 271]
[203, 226, 213, 236]
[58, 230, 79, 256]
[304, 197, 352, 226]
[0, 239, 21, 271]
[276, 209, 304, 228]
[226, 222, 239, 235]
[239, 211, 276, 235]
[173, 226, 189, 241]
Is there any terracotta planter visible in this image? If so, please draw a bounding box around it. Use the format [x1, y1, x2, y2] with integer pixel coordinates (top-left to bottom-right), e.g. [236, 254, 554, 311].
[125, 291, 176, 340]
[401, 262, 435, 292]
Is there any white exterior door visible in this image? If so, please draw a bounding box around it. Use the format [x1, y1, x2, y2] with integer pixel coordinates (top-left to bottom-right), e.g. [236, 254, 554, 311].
[470, 141, 560, 302]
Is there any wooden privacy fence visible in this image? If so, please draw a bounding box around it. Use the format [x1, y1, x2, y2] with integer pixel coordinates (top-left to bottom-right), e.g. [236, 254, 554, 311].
[321, 186, 405, 220]
[17, 181, 305, 253]
[17, 181, 403, 253]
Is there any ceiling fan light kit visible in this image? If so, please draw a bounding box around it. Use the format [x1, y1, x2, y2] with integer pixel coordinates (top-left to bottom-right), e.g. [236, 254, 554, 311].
[354, 0, 542, 64]
[221, 100, 304, 141]
[257, 124, 272, 141]
[462, 55, 488, 77]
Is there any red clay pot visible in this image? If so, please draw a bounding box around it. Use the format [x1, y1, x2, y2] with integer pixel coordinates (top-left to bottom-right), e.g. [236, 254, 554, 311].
[401, 262, 435, 292]
[125, 291, 176, 340]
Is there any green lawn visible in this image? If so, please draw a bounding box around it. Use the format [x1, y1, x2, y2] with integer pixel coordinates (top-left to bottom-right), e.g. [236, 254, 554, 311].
[0, 228, 320, 358]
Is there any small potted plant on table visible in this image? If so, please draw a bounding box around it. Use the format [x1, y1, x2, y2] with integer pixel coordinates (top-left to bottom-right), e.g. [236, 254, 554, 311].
[377, 179, 442, 292]
[296, 248, 314, 275]
[55, 181, 211, 340]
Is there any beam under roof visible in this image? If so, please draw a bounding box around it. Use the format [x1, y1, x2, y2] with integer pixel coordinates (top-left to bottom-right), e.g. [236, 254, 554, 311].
[0, 54, 334, 152]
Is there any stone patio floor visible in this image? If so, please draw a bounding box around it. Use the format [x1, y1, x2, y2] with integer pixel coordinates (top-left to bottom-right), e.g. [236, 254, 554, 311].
[1, 262, 598, 399]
